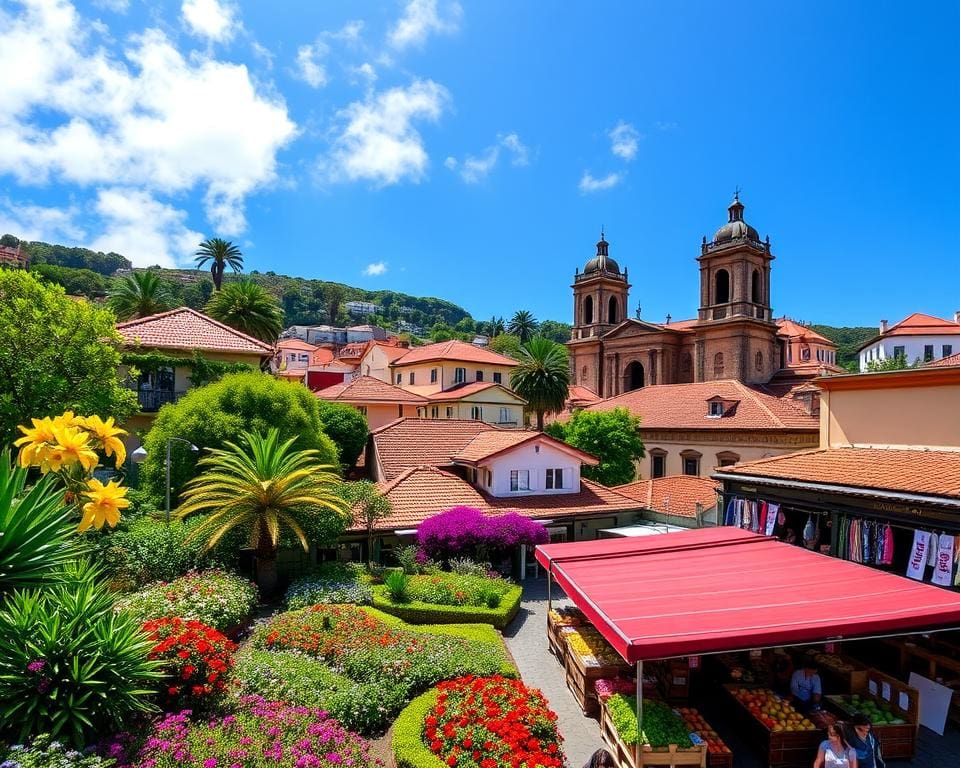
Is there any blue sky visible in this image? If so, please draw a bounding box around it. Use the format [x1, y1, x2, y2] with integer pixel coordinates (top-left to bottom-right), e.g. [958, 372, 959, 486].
[0, 0, 957, 327]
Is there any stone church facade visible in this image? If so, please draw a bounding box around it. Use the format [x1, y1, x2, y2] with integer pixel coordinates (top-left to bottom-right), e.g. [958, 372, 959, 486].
[569, 196, 785, 398]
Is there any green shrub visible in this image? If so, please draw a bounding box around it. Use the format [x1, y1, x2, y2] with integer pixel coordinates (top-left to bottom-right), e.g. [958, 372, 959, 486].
[392, 688, 446, 768]
[448, 557, 492, 577]
[315, 399, 368, 468]
[0, 733, 117, 767]
[285, 562, 372, 608]
[114, 569, 257, 632]
[403, 572, 513, 607]
[371, 584, 522, 630]
[233, 649, 406, 735]
[397, 545, 420, 575]
[0, 575, 161, 746]
[384, 570, 410, 602]
[139, 372, 340, 505]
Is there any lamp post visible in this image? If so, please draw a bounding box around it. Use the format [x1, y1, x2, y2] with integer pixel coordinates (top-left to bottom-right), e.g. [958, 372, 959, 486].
[130, 438, 199, 523]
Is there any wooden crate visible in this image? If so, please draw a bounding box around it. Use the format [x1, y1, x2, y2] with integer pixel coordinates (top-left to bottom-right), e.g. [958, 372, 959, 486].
[564, 649, 627, 716]
[815, 653, 869, 694]
[706, 752, 732, 768]
[599, 698, 707, 768]
[721, 685, 822, 768]
[655, 658, 690, 702]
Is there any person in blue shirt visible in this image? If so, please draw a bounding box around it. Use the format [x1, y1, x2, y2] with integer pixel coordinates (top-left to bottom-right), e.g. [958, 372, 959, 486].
[846, 713, 885, 768]
[789, 658, 822, 713]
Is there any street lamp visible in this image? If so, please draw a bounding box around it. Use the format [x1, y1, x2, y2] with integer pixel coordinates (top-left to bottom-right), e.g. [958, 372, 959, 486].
[130, 438, 199, 523]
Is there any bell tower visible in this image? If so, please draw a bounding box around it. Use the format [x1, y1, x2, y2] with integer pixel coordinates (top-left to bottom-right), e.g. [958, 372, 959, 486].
[568, 232, 630, 393]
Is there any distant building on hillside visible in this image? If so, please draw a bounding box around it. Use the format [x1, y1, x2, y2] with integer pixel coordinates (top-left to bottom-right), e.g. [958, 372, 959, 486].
[857, 312, 960, 370]
[0, 242, 27, 269]
[281, 323, 387, 347]
[345, 300, 379, 316]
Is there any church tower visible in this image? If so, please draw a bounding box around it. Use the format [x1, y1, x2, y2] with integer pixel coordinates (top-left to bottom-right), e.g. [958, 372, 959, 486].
[568, 233, 630, 394]
[695, 195, 778, 383]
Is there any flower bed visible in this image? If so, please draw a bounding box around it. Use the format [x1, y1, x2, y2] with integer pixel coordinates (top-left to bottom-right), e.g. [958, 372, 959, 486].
[422, 675, 564, 768]
[371, 582, 522, 629]
[143, 617, 235, 710]
[0, 733, 117, 768]
[285, 562, 373, 609]
[253, 604, 512, 701]
[114, 570, 257, 633]
[126, 695, 382, 767]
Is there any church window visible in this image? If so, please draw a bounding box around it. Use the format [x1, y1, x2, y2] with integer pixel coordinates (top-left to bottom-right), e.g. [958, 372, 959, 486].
[755, 350, 763, 371]
[650, 450, 667, 478]
[713, 352, 725, 377]
[715, 269, 730, 304]
[608, 296, 618, 324]
[581, 366, 588, 381]
[583, 295, 594, 324]
[751, 269, 761, 304]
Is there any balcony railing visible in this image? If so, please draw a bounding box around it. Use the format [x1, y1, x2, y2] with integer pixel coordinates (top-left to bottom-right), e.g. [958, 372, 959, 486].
[136, 389, 186, 412]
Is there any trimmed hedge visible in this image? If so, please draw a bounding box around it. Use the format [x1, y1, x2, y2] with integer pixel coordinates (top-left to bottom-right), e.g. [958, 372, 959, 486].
[392, 687, 446, 768]
[371, 583, 523, 629]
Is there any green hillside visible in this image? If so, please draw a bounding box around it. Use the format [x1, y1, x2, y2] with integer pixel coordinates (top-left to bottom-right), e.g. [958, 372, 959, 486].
[809, 324, 876, 371]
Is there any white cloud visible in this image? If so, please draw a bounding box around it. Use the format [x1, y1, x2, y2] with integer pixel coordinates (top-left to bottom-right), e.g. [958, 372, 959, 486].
[579, 171, 623, 193]
[93, 0, 128, 12]
[251, 41, 274, 69]
[363, 261, 388, 276]
[324, 79, 450, 185]
[349, 62, 377, 84]
[0, 0, 297, 235]
[334, 20, 364, 42]
[91, 188, 203, 268]
[181, 0, 239, 43]
[0, 198, 86, 243]
[446, 132, 530, 183]
[609, 120, 641, 161]
[296, 42, 329, 88]
[388, 0, 462, 50]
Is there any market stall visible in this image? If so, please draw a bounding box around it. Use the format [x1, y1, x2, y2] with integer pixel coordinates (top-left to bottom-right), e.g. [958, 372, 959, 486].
[536, 527, 960, 768]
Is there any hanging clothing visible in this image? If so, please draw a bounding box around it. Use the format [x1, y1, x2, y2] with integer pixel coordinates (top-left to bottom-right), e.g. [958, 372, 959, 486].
[906, 530, 931, 581]
[758, 502, 768, 536]
[880, 525, 894, 565]
[928, 533, 939, 567]
[765, 503, 779, 536]
[724, 498, 736, 527]
[932, 535, 955, 587]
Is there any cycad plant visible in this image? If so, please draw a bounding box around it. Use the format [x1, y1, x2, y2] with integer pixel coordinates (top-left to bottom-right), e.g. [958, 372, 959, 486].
[205, 280, 283, 343]
[510, 337, 571, 431]
[194, 237, 244, 290]
[176, 429, 348, 595]
[107, 270, 175, 320]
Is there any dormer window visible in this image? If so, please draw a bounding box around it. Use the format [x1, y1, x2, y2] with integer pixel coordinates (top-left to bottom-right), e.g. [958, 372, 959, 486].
[706, 395, 738, 418]
[709, 401, 724, 417]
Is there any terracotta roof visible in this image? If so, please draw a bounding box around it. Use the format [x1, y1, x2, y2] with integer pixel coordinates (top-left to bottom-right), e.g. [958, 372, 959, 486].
[392, 340, 519, 367]
[656, 318, 699, 331]
[338, 341, 371, 360]
[276, 370, 306, 379]
[313, 375, 428, 404]
[371, 418, 500, 480]
[277, 338, 317, 352]
[373, 343, 412, 363]
[452, 431, 598, 466]
[586, 380, 818, 431]
[356, 466, 640, 531]
[716, 447, 960, 501]
[857, 313, 960, 352]
[426, 382, 525, 402]
[568, 385, 601, 405]
[613, 475, 718, 518]
[116, 307, 273, 355]
[776, 318, 836, 346]
[924, 351, 960, 368]
[311, 347, 335, 365]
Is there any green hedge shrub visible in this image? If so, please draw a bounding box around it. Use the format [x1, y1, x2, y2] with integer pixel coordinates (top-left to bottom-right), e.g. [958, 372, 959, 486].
[392, 687, 446, 768]
[371, 583, 522, 629]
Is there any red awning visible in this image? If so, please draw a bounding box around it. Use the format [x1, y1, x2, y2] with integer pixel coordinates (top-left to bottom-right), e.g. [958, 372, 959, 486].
[535, 527, 960, 663]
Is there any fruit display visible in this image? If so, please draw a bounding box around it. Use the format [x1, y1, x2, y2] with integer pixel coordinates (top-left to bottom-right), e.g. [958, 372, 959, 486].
[814, 653, 858, 675]
[717, 652, 766, 684]
[676, 707, 732, 757]
[730, 688, 818, 732]
[564, 626, 625, 667]
[548, 606, 584, 627]
[606, 696, 693, 748]
[827, 694, 907, 725]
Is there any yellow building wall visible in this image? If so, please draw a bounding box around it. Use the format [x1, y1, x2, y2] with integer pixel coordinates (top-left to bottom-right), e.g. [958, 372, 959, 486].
[640, 435, 818, 478]
[391, 362, 514, 395]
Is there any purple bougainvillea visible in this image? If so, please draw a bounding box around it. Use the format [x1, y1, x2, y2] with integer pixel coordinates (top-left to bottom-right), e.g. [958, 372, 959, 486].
[417, 506, 548, 561]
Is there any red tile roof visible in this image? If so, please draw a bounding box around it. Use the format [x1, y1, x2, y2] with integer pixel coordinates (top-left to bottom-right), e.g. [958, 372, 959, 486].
[426, 382, 525, 402]
[116, 307, 274, 355]
[365, 342, 412, 363]
[277, 338, 318, 352]
[311, 347, 335, 365]
[314, 375, 428, 404]
[356, 465, 640, 531]
[776, 318, 836, 346]
[924, 351, 960, 368]
[716, 447, 960, 500]
[884, 312, 960, 337]
[338, 341, 371, 360]
[586, 380, 818, 431]
[392, 340, 519, 367]
[568, 385, 601, 406]
[613, 475, 718, 518]
[371, 418, 501, 480]
[452, 431, 598, 465]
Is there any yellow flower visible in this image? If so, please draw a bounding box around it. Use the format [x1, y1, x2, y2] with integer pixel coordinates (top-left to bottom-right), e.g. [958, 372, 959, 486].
[50, 425, 100, 473]
[81, 415, 128, 468]
[79, 478, 130, 531]
[13, 417, 56, 468]
[52, 411, 86, 430]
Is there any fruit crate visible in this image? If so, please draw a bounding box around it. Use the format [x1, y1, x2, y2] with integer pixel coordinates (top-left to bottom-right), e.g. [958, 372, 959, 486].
[599, 698, 707, 768]
[722, 685, 822, 768]
[675, 707, 733, 768]
[814, 652, 869, 694]
[548, 619, 576, 663]
[654, 659, 690, 702]
[564, 648, 628, 717]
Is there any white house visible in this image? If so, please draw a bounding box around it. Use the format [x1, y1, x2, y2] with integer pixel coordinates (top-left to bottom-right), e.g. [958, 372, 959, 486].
[858, 312, 960, 371]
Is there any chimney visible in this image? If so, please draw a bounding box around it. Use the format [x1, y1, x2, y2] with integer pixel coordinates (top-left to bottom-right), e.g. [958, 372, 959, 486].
[879, 319, 888, 333]
[954, 311, 960, 325]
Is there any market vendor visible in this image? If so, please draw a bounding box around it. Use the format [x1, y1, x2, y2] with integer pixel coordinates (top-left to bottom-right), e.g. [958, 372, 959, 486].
[789, 658, 822, 713]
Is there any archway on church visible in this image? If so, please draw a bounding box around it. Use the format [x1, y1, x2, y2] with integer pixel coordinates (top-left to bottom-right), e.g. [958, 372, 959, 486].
[624, 361, 645, 391]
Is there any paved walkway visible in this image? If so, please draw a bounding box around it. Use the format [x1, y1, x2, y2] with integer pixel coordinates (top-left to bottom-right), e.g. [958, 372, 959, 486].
[506, 578, 960, 768]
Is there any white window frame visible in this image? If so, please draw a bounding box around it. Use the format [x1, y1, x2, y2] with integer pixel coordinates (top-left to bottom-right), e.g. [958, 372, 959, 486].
[510, 469, 530, 492]
[708, 401, 724, 417]
[545, 468, 564, 490]
[499, 407, 510, 423]
[454, 367, 466, 383]
[470, 405, 483, 421]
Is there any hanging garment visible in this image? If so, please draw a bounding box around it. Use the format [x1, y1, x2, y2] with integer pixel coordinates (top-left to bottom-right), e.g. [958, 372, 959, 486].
[932, 535, 955, 587]
[803, 516, 816, 546]
[724, 498, 736, 527]
[881, 525, 894, 565]
[862, 520, 873, 564]
[750, 501, 760, 533]
[765, 503, 779, 536]
[928, 533, 940, 567]
[906, 530, 932, 581]
[758, 501, 768, 536]
[953, 536, 960, 586]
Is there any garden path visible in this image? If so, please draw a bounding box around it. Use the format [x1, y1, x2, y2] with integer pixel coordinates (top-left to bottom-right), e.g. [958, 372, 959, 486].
[505, 578, 601, 768]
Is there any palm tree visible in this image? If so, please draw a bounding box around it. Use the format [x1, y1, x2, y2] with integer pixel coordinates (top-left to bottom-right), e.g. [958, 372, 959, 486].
[176, 429, 349, 595]
[194, 238, 243, 290]
[205, 280, 283, 343]
[107, 271, 175, 320]
[508, 310, 538, 343]
[510, 337, 570, 431]
[488, 316, 506, 337]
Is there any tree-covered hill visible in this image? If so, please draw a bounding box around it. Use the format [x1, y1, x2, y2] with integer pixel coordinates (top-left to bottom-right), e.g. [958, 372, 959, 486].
[809, 324, 876, 371]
